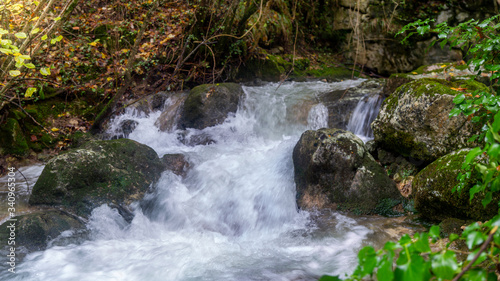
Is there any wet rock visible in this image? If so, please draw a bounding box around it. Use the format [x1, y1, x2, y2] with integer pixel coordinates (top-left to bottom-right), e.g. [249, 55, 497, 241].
[292, 128, 400, 214]
[179, 83, 244, 130]
[177, 131, 216, 146]
[126, 91, 169, 116]
[155, 92, 188, 132]
[413, 149, 498, 221]
[29, 139, 164, 217]
[0, 210, 85, 253]
[161, 154, 190, 177]
[320, 79, 384, 129]
[372, 78, 487, 163]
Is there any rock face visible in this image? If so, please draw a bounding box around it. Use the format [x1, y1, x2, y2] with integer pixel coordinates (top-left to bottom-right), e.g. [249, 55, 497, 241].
[178, 83, 244, 130]
[29, 139, 164, 217]
[331, 0, 494, 74]
[0, 210, 85, 252]
[155, 92, 188, 132]
[413, 149, 498, 221]
[372, 78, 487, 163]
[293, 128, 400, 213]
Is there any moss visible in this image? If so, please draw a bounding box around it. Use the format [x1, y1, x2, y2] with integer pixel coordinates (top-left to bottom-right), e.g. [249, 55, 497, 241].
[413, 149, 499, 221]
[0, 118, 29, 156]
[29, 139, 164, 217]
[373, 198, 403, 217]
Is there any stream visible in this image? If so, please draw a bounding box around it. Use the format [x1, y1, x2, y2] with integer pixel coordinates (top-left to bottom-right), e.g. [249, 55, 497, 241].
[0, 80, 404, 281]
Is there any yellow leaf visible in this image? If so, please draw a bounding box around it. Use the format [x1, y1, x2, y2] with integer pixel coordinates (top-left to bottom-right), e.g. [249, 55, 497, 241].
[441, 64, 447, 68]
[107, 77, 113, 81]
[121, 49, 129, 53]
[101, 52, 106, 59]
[89, 41, 98, 46]
[412, 72, 418, 74]
[51, 128, 60, 132]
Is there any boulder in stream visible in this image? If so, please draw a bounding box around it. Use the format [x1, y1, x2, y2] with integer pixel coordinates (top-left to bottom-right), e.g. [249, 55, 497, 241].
[292, 128, 400, 214]
[178, 83, 244, 130]
[29, 139, 164, 217]
[413, 149, 498, 221]
[0, 210, 85, 254]
[372, 78, 487, 163]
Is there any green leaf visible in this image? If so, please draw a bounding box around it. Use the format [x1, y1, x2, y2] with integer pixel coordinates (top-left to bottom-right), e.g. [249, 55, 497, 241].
[431, 251, 458, 279]
[429, 225, 440, 238]
[14, 32, 27, 39]
[9, 70, 21, 77]
[395, 254, 429, 281]
[413, 233, 431, 253]
[466, 231, 487, 249]
[31, 28, 40, 34]
[377, 258, 394, 281]
[0, 48, 12, 54]
[482, 191, 493, 207]
[25, 87, 36, 98]
[465, 147, 482, 165]
[453, 94, 466, 104]
[449, 108, 462, 116]
[357, 246, 377, 276]
[462, 269, 489, 281]
[23, 63, 35, 69]
[41, 34, 48, 41]
[449, 233, 459, 242]
[40, 67, 50, 76]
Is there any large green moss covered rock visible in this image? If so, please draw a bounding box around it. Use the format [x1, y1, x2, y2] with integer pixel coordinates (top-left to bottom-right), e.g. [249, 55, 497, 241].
[292, 128, 400, 214]
[413, 149, 498, 221]
[0, 210, 84, 253]
[29, 139, 163, 216]
[372, 78, 487, 163]
[0, 118, 29, 156]
[178, 83, 244, 130]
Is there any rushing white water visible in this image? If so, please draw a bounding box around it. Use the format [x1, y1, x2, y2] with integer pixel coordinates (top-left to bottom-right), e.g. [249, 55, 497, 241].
[346, 94, 384, 142]
[3, 81, 376, 281]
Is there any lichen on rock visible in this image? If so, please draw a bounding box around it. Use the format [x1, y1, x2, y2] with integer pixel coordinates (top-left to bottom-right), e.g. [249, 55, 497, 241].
[293, 128, 400, 214]
[29, 138, 164, 217]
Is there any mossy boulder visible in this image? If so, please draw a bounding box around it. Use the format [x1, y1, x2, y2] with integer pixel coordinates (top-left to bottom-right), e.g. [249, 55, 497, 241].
[0, 210, 84, 253]
[178, 83, 244, 130]
[413, 149, 499, 221]
[29, 139, 163, 217]
[292, 128, 400, 214]
[0, 118, 29, 156]
[372, 78, 487, 163]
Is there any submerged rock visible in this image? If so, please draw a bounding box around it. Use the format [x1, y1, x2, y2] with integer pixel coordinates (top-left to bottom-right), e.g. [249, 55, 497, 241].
[372, 78, 487, 163]
[292, 128, 400, 214]
[178, 83, 244, 130]
[0, 210, 85, 253]
[29, 139, 164, 217]
[161, 153, 190, 177]
[413, 149, 498, 221]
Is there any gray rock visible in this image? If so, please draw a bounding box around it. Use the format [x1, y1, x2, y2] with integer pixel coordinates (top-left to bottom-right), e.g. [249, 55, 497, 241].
[413, 149, 498, 221]
[155, 92, 188, 132]
[179, 83, 244, 130]
[161, 154, 190, 177]
[372, 78, 487, 162]
[0, 210, 85, 254]
[29, 139, 164, 217]
[292, 128, 400, 213]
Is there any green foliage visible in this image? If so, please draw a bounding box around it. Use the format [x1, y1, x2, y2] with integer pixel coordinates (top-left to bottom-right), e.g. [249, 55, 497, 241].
[321, 15, 500, 281]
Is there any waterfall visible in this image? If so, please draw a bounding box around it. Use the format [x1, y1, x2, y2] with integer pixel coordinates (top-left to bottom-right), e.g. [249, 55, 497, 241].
[346, 94, 384, 142]
[2, 81, 376, 281]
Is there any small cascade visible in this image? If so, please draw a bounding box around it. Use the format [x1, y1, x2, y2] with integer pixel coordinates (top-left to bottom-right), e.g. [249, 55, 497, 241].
[346, 94, 384, 142]
[307, 103, 329, 130]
